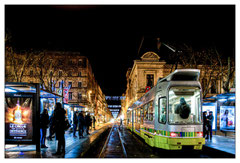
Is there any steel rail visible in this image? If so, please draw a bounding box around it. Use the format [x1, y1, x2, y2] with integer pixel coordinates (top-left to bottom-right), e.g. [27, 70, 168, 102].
[117, 126, 128, 158]
[98, 123, 114, 158]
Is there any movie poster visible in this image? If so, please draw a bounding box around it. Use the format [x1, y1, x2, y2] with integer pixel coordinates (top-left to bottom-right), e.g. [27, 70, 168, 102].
[220, 106, 235, 130]
[5, 97, 33, 143]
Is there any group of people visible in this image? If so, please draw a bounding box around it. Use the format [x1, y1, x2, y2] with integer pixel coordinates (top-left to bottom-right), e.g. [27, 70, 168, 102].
[203, 111, 214, 141]
[40, 102, 96, 155]
[40, 102, 66, 155]
[72, 110, 96, 138]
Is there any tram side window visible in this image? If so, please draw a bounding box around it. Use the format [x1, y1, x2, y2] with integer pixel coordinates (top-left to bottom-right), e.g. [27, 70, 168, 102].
[159, 97, 167, 123]
[144, 104, 148, 120]
[134, 109, 136, 123]
[138, 108, 141, 123]
[140, 108, 144, 124]
[130, 111, 132, 123]
[148, 101, 154, 121]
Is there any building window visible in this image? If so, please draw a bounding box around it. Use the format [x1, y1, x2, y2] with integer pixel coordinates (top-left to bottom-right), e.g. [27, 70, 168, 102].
[211, 79, 217, 94]
[68, 82, 72, 87]
[58, 59, 63, 65]
[78, 93, 82, 100]
[30, 70, 33, 77]
[59, 71, 62, 77]
[78, 82, 82, 88]
[69, 92, 72, 100]
[50, 71, 53, 77]
[78, 59, 82, 66]
[146, 74, 154, 87]
[68, 60, 72, 65]
[78, 72, 81, 77]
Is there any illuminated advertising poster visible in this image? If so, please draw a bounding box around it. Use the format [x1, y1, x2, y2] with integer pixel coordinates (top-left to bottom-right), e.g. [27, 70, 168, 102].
[5, 98, 33, 143]
[63, 88, 69, 104]
[202, 103, 217, 131]
[220, 106, 235, 130]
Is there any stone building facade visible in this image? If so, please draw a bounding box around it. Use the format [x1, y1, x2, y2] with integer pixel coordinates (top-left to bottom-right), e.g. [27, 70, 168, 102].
[5, 51, 111, 123]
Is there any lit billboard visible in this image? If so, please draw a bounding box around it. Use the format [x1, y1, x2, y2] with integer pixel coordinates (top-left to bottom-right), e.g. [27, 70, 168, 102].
[220, 106, 235, 130]
[5, 97, 33, 143]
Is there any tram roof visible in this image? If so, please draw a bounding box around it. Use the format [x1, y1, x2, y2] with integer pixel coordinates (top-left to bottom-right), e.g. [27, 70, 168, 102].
[158, 69, 200, 83]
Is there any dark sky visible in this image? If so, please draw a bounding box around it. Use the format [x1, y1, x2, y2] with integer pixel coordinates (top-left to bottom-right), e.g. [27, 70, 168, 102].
[5, 5, 235, 96]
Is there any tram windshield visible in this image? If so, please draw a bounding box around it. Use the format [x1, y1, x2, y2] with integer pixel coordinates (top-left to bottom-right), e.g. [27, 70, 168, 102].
[168, 86, 201, 124]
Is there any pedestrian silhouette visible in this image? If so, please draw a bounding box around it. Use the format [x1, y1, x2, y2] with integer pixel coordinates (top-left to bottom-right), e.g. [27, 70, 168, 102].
[52, 102, 66, 155]
[40, 108, 49, 148]
[175, 97, 191, 119]
[78, 111, 85, 138]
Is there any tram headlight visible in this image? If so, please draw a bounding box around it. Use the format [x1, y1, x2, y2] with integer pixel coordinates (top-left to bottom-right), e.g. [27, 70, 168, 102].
[197, 132, 203, 137]
[170, 132, 178, 137]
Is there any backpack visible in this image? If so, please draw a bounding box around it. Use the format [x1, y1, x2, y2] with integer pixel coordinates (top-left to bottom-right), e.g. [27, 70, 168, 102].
[179, 104, 191, 119]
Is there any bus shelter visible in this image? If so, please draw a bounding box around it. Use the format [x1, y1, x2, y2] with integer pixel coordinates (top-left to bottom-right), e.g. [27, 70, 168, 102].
[203, 92, 235, 135]
[5, 82, 62, 153]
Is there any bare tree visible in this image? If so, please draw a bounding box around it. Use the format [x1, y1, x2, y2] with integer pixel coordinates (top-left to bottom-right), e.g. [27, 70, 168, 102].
[168, 43, 235, 98]
[5, 46, 35, 82]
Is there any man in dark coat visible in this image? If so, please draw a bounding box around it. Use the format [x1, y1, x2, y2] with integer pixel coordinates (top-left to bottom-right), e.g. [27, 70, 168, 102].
[92, 116, 96, 130]
[85, 112, 92, 135]
[40, 109, 50, 148]
[203, 111, 208, 138]
[78, 111, 85, 138]
[206, 111, 214, 141]
[73, 111, 78, 137]
[52, 102, 66, 155]
[175, 97, 191, 119]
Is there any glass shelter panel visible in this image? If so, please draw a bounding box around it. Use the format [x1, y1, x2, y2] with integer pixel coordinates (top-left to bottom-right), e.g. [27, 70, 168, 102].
[168, 87, 201, 124]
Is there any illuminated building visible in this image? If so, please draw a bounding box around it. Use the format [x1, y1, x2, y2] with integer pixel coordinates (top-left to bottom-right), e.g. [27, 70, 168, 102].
[5, 51, 111, 124]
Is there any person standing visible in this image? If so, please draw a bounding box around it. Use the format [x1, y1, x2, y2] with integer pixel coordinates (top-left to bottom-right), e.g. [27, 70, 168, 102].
[203, 111, 208, 139]
[85, 112, 92, 135]
[52, 102, 66, 155]
[206, 111, 214, 141]
[40, 109, 50, 148]
[92, 116, 96, 130]
[73, 111, 78, 137]
[47, 113, 54, 141]
[119, 118, 123, 130]
[78, 111, 85, 138]
[174, 97, 191, 119]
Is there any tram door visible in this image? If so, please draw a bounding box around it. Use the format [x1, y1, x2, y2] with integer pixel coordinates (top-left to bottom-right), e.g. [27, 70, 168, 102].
[135, 108, 140, 132]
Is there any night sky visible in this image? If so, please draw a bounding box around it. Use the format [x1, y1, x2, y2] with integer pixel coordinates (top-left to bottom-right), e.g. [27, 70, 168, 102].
[5, 5, 235, 96]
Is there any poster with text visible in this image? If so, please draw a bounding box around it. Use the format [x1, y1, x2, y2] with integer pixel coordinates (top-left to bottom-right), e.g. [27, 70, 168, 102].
[220, 106, 235, 130]
[5, 97, 33, 143]
[202, 103, 217, 131]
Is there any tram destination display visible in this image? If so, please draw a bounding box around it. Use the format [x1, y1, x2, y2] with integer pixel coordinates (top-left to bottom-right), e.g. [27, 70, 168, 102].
[5, 97, 33, 143]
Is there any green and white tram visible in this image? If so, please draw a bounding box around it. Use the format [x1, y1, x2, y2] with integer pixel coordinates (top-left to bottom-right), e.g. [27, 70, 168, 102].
[127, 69, 205, 150]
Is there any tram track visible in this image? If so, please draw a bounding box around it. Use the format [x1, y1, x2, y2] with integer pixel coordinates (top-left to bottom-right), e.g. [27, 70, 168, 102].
[98, 123, 127, 158]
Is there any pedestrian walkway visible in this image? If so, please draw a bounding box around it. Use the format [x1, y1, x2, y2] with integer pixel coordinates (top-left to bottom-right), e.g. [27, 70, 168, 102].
[5, 123, 111, 158]
[204, 135, 235, 155]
